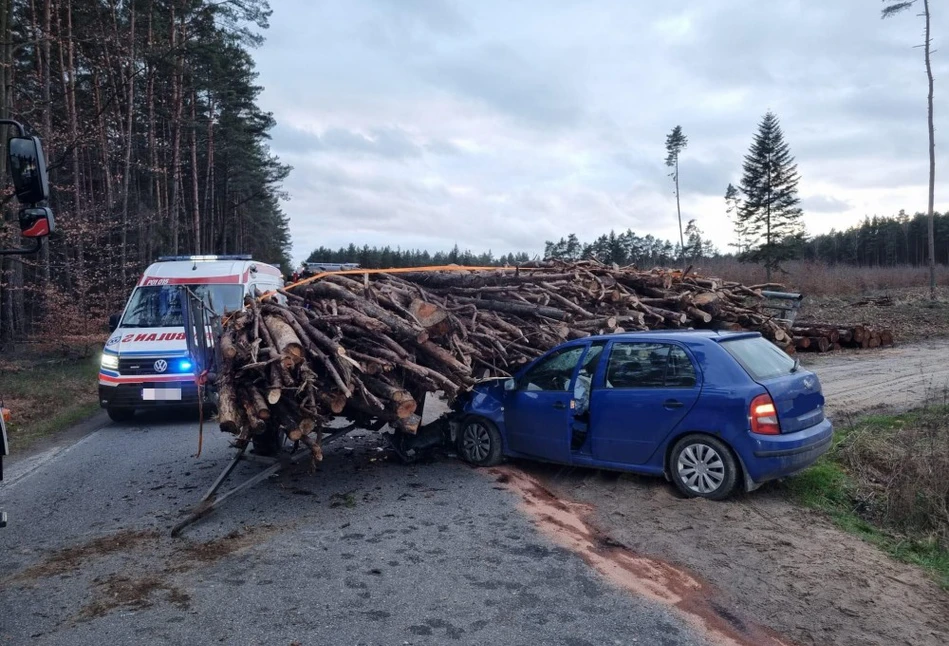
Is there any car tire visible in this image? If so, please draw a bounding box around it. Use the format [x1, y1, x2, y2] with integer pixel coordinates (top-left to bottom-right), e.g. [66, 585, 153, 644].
[457, 417, 503, 467]
[669, 435, 739, 500]
[107, 407, 136, 423]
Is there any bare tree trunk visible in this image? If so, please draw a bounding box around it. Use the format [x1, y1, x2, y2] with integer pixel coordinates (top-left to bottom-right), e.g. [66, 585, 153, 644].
[674, 156, 684, 262]
[190, 88, 201, 254]
[55, 0, 72, 298]
[169, 5, 183, 254]
[0, 0, 10, 341]
[766, 158, 772, 283]
[924, 0, 937, 300]
[121, 3, 136, 287]
[41, 0, 52, 283]
[146, 0, 158, 262]
[65, 0, 86, 330]
[204, 93, 215, 252]
[92, 75, 114, 211]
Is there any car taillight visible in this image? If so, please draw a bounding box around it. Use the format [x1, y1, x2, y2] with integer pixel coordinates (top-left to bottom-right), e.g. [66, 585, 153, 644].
[750, 394, 780, 435]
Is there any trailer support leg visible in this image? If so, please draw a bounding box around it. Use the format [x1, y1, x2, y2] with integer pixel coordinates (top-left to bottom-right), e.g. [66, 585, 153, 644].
[170, 428, 355, 537]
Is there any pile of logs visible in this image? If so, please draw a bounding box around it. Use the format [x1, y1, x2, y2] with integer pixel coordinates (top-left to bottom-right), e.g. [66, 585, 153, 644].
[214, 262, 890, 450]
[790, 323, 894, 353]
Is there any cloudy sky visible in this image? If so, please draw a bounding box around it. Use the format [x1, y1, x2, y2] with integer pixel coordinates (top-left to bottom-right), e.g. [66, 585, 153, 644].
[252, 0, 949, 264]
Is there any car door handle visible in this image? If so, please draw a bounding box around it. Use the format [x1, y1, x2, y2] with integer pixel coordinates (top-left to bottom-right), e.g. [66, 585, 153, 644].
[552, 401, 567, 410]
[663, 399, 684, 409]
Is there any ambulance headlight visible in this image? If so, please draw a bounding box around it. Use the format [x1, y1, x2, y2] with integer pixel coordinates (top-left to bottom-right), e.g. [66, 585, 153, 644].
[100, 353, 119, 370]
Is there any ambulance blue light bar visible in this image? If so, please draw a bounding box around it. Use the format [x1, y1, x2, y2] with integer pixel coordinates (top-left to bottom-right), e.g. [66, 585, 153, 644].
[156, 255, 252, 262]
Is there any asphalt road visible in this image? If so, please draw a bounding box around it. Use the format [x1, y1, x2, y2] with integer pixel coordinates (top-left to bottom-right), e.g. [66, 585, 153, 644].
[0, 411, 707, 646]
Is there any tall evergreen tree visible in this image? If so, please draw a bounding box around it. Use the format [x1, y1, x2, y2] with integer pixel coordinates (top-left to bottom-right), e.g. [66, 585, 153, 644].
[882, 0, 937, 300]
[664, 125, 688, 259]
[737, 112, 805, 281]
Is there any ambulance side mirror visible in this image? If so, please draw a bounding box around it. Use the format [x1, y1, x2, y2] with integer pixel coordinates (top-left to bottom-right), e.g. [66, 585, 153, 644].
[8, 136, 49, 205]
[108, 313, 121, 333]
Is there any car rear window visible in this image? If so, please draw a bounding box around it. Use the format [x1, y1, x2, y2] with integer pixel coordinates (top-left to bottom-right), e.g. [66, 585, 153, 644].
[720, 336, 795, 380]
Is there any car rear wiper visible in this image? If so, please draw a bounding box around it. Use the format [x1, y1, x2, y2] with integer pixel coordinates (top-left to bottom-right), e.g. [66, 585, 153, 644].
[791, 357, 800, 373]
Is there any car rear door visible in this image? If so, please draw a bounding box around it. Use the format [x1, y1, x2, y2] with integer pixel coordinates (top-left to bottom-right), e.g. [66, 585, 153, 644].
[588, 341, 702, 465]
[504, 344, 588, 463]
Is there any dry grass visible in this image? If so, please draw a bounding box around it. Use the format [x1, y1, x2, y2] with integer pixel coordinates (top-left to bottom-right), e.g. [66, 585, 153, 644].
[0, 351, 101, 451]
[839, 403, 949, 547]
[695, 259, 949, 297]
[785, 402, 949, 587]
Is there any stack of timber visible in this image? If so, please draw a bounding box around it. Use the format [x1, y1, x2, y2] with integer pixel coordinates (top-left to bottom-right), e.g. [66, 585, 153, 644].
[214, 262, 880, 451]
[790, 323, 894, 353]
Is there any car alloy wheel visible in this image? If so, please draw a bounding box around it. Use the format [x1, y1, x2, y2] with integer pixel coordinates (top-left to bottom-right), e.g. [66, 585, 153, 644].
[462, 420, 492, 463]
[676, 442, 726, 495]
[457, 417, 503, 467]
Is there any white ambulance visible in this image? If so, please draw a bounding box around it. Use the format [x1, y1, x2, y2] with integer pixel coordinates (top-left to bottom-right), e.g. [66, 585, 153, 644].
[99, 255, 285, 422]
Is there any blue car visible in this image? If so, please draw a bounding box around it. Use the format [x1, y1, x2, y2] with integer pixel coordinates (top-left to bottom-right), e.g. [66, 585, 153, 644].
[452, 330, 833, 499]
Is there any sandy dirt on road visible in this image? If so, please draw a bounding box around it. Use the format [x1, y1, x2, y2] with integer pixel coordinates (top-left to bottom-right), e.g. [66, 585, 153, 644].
[492, 466, 793, 646]
[523, 464, 949, 646]
[801, 338, 949, 417]
[486, 340, 949, 646]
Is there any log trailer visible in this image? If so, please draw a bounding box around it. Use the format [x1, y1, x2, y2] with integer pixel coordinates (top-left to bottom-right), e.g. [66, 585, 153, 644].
[0, 120, 57, 529]
[169, 285, 448, 537]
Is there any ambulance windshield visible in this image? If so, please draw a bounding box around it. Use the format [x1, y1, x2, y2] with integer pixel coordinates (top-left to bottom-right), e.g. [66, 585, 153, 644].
[119, 284, 243, 328]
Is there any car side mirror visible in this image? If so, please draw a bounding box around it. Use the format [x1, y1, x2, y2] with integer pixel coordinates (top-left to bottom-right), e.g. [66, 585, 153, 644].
[8, 135, 49, 205]
[504, 378, 516, 391]
[19, 207, 54, 238]
[108, 313, 121, 333]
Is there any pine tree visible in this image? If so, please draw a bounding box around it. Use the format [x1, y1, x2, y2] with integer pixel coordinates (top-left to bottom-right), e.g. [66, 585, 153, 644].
[737, 112, 805, 281]
[683, 219, 702, 263]
[564, 233, 581, 261]
[665, 125, 688, 259]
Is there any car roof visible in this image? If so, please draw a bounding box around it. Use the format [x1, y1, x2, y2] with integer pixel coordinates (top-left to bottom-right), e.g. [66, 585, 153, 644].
[579, 329, 761, 346]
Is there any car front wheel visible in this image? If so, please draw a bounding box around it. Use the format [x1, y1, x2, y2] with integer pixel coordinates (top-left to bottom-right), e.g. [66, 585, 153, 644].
[669, 435, 738, 500]
[457, 417, 503, 467]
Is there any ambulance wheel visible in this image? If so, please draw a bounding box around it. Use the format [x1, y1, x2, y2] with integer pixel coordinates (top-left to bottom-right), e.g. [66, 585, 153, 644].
[107, 407, 136, 423]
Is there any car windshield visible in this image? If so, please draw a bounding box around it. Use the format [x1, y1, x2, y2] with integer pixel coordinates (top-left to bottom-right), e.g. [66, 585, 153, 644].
[720, 336, 796, 380]
[119, 284, 243, 328]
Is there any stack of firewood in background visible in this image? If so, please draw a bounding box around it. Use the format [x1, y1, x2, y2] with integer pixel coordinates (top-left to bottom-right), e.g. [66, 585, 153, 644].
[214, 262, 894, 449]
[790, 323, 894, 353]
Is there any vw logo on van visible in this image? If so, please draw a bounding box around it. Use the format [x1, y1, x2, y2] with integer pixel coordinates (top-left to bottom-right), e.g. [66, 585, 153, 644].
[154, 359, 168, 373]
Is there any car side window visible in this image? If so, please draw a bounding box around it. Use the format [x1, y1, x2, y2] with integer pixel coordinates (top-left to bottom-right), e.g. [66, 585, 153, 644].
[605, 342, 696, 389]
[606, 343, 668, 388]
[520, 346, 586, 392]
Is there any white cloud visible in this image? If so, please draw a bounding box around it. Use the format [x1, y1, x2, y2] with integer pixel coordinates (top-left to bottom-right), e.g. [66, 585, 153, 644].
[252, 0, 949, 263]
